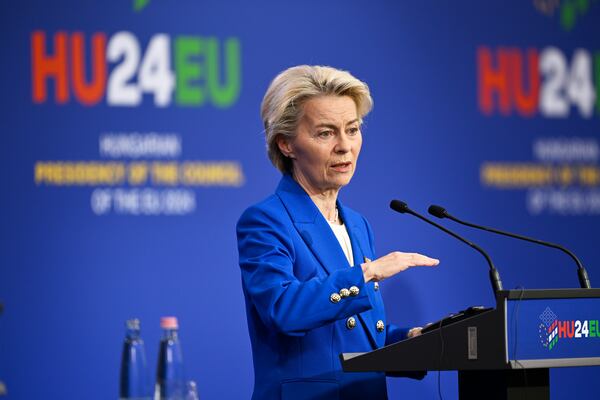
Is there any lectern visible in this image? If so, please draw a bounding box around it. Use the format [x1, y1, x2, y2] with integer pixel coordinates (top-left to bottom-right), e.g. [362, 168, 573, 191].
[341, 289, 600, 399]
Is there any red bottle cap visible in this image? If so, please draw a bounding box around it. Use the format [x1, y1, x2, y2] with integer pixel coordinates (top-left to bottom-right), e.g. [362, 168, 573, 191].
[160, 316, 178, 329]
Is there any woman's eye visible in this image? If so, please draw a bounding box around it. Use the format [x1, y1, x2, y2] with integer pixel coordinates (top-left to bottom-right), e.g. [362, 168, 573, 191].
[347, 127, 360, 136]
[317, 131, 333, 138]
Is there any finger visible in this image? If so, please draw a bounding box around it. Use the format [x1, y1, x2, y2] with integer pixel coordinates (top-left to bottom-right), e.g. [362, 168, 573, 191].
[408, 327, 422, 338]
[409, 253, 440, 267]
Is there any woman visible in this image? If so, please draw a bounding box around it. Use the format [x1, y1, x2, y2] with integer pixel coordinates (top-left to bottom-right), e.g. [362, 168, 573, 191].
[237, 65, 439, 400]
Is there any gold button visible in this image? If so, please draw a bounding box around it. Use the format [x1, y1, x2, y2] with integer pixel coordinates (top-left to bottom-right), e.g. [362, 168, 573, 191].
[339, 288, 350, 298]
[374, 282, 379, 291]
[330, 293, 341, 303]
[346, 317, 356, 330]
[349, 286, 360, 296]
[376, 320, 385, 332]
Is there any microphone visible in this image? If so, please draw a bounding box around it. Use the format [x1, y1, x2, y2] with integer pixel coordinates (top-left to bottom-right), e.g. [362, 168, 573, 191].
[428, 205, 592, 289]
[389, 200, 503, 295]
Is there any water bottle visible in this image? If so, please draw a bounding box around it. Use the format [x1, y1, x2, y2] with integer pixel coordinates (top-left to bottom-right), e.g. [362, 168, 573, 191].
[154, 317, 185, 400]
[120, 318, 151, 400]
[185, 380, 199, 400]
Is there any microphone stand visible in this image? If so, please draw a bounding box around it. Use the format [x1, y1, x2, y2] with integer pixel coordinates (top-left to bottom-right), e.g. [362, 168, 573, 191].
[429, 205, 592, 289]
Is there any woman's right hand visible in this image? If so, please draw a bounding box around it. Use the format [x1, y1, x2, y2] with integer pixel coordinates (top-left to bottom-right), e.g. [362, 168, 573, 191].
[361, 251, 439, 283]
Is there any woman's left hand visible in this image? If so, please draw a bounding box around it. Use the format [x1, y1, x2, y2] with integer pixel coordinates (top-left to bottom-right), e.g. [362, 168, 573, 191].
[407, 327, 422, 338]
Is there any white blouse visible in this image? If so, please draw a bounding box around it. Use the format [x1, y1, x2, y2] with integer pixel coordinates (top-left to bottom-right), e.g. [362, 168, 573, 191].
[328, 221, 354, 266]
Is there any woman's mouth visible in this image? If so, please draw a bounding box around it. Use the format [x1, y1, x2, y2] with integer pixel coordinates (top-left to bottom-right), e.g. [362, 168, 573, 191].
[330, 161, 352, 172]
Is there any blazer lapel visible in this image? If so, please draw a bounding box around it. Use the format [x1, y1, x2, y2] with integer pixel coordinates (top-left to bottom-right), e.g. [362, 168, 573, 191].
[276, 175, 351, 275]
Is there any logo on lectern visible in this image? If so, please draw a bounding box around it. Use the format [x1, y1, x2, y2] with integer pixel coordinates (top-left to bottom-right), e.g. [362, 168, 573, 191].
[539, 307, 559, 350]
[539, 307, 600, 351]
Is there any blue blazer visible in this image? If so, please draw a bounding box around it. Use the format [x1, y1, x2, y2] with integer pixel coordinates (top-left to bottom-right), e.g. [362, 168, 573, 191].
[237, 175, 408, 400]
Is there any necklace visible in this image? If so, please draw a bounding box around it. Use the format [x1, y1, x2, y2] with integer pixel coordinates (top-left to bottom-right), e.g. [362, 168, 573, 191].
[327, 207, 339, 223]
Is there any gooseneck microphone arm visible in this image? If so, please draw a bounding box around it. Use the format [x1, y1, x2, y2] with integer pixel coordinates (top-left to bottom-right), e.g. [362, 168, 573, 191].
[428, 205, 592, 289]
[390, 200, 503, 294]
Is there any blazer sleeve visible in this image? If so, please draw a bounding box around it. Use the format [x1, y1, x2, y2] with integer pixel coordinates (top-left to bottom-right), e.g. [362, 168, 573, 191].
[237, 205, 374, 336]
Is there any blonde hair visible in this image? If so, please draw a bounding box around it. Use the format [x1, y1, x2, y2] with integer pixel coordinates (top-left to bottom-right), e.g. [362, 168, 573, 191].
[261, 65, 373, 173]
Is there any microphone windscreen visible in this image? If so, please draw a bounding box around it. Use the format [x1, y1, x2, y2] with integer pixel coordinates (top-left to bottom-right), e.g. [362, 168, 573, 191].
[428, 205, 447, 218]
[389, 200, 409, 213]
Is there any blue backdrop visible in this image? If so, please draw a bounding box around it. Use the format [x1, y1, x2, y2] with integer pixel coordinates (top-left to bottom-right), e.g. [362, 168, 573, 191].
[1, 1, 599, 398]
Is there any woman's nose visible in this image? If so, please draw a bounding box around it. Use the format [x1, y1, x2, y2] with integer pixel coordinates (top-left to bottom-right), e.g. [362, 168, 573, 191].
[334, 133, 351, 153]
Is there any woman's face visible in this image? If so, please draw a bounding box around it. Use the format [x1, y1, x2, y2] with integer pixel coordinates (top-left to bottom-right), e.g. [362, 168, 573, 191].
[280, 95, 362, 194]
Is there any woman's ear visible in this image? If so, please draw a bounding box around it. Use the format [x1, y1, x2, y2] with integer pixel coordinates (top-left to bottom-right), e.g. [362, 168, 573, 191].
[277, 136, 295, 159]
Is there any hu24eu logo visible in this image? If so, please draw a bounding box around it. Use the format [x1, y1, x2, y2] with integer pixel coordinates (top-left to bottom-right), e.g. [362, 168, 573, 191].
[477, 46, 600, 118]
[539, 307, 600, 351]
[31, 30, 241, 108]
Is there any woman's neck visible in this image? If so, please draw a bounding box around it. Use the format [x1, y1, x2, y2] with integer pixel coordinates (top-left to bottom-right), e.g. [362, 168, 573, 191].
[292, 173, 340, 224]
[311, 192, 339, 224]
